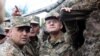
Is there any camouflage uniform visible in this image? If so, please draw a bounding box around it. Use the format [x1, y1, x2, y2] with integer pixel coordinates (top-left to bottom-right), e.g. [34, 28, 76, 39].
[23, 16, 40, 56]
[60, 0, 100, 50]
[40, 32, 73, 56]
[0, 38, 28, 56]
[46, 0, 100, 56]
[24, 36, 40, 56]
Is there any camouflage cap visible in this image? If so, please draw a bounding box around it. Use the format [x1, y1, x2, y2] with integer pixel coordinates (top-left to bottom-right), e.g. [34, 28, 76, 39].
[45, 11, 60, 20]
[30, 16, 40, 24]
[45, 16, 60, 20]
[11, 16, 30, 28]
[46, 11, 60, 17]
[2, 19, 11, 30]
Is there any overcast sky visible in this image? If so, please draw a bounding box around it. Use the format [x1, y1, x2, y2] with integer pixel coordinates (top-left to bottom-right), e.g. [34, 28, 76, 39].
[5, 0, 58, 18]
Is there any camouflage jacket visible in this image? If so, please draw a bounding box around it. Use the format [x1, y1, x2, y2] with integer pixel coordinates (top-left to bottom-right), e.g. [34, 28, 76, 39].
[24, 36, 40, 56]
[40, 32, 73, 56]
[0, 38, 27, 56]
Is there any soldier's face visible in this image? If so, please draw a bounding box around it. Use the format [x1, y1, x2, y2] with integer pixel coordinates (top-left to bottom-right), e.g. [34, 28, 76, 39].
[9, 26, 30, 45]
[29, 23, 40, 37]
[45, 19, 63, 33]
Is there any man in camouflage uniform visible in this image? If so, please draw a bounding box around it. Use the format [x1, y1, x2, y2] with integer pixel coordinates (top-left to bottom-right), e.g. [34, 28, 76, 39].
[0, 16, 31, 56]
[2, 19, 11, 37]
[48, 0, 100, 50]
[40, 16, 72, 56]
[24, 16, 40, 56]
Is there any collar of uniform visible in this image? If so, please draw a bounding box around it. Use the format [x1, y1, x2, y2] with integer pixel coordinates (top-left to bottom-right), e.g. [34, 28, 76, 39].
[6, 37, 23, 50]
[48, 31, 65, 45]
[29, 36, 38, 42]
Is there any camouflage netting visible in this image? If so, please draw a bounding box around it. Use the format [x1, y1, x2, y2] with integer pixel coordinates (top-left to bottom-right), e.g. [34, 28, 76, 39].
[73, 10, 100, 56]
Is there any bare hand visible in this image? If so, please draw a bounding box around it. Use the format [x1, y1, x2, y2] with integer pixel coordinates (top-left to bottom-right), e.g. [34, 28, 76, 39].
[61, 7, 72, 12]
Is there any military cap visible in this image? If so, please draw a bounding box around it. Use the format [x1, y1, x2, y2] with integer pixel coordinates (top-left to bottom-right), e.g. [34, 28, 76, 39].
[30, 16, 40, 24]
[46, 11, 60, 17]
[11, 16, 30, 28]
[45, 12, 60, 20]
[2, 19, 11, 30]
[45, 16, 60, 20]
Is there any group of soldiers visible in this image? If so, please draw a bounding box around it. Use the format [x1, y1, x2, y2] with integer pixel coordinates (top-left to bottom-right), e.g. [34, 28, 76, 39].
[0, 0, 100, 56]
[0, 13, 72, 56]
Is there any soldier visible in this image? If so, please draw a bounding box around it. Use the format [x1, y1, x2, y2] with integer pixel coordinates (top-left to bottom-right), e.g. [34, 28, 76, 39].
[24, 16, 40, 56]
[2, 19, 11, 37]
[0, 16, 31, 56]
[40, 15, 73, 56]
[48, 0, 100, 50]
